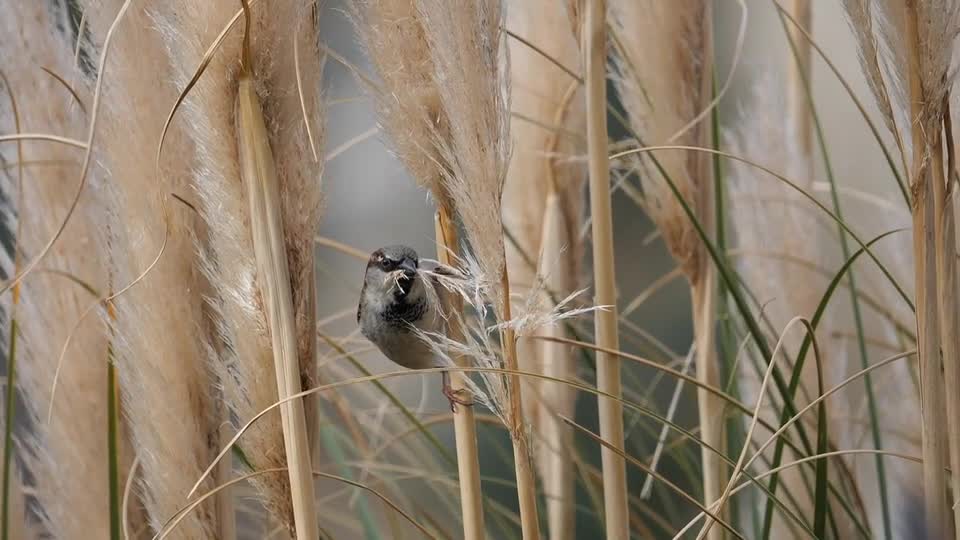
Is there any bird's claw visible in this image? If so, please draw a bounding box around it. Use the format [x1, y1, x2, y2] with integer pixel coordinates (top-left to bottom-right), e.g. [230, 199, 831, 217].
[443, 385, 474, 413]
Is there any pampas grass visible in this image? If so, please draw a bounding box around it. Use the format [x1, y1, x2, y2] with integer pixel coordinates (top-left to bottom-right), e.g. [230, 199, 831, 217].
[8, 1, 960, 539]
[80, 2, 225, 536]
[234, 3, 319, 535]
[0, 2, 121, 537]
[153, 0, 324, 535]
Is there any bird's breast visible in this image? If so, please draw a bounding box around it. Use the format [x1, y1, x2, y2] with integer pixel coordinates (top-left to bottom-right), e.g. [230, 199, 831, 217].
[359, 293, 443, 370]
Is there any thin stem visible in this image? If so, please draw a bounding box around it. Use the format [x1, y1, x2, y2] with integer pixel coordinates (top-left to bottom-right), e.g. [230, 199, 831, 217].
[939, 102, 960, 540]
[1, 320, 17, 540]
[107, 335, 121, 540]
[785, 0, 812, 154]
[584, 1, 628, 538]
[499, 266, 542, 540]
[436, 210, 485, 540]
[692, 8, 722, 539]
[0, 69, 23, 540]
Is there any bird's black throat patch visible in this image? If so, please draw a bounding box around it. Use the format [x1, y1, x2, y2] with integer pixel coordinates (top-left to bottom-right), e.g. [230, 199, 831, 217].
[382, 294, 427, 329]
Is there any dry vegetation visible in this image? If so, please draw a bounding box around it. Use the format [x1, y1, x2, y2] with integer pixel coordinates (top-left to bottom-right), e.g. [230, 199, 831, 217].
[0, 0, 957, 539]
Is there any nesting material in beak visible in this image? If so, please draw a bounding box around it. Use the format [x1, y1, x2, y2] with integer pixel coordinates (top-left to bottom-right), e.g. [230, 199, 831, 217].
[400, 257, 417, 278]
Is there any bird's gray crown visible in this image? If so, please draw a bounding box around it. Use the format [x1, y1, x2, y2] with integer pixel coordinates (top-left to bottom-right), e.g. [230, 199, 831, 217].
[368, 245, 420, 273]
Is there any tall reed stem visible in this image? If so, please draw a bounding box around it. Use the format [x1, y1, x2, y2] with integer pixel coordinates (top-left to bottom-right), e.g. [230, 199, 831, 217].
[537, 192, 576, 540]
[934, 110, 959, 539]
[584, 1, 628, 538]
[498, 268, 542, 540]
[435, 209, 485, 540]
[693, 8, 723, 540]
[237, 51, 318, 539]
[904, 3, 947, 537]
[692, 276, 722, 540]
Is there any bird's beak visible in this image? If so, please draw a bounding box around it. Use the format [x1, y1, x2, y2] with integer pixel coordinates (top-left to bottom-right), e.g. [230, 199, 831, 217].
[399, 258, 417, 278]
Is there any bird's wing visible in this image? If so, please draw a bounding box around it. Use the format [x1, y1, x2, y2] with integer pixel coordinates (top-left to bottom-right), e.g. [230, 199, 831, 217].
[357, 282, 365, 324]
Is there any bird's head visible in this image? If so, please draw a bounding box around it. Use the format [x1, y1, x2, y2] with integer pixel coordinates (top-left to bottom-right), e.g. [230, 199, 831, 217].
[362, 245, 423, 306]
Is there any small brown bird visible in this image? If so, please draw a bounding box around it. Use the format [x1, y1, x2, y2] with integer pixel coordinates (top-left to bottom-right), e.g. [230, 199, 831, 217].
[357, 245, 472, 411]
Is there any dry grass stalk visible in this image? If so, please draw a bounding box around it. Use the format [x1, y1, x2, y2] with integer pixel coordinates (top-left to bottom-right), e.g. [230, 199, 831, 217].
[352, 1, 484, 536]
[902, 1, 955, 536]
[434, 211, 485, 540]
[928, 10, 960, 540]
[413, 0, 540, 536]
[933, 117, 959, 540]
[786, 0, 813, 153]
[154, 1, 324, 533]
[535, 194, 578, 539]
[504, 1, 584, 537]
[585, 0, 628, 538]
[841, 1, 960, 536]
[0, 2, 125, 537]
[237, 58, 317, 540]
[609, 1, 718, 535]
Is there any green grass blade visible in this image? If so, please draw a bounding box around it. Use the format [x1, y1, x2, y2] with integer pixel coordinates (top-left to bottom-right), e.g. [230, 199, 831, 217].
[758, 228, 904, 538]
[813, 345, 829, 539]
[710, 65, 748, 533]
[616, 146, 819, 459]
[1, 318, 17, 540]
[107, 347, 120, 540]
[765, 13, 893, 539]
[611, 146, 914, 314]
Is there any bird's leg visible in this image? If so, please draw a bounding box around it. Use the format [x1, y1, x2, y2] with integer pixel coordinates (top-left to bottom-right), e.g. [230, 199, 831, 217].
[441, 370, 473, 412]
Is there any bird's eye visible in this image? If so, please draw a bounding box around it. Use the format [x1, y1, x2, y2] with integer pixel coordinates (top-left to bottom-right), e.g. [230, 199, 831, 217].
[382, 258, 397, 270]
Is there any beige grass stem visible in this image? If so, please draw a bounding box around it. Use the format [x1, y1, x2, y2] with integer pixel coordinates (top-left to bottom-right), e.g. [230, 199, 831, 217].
[236, 55, 318, 540]
[690, 9, 722, 538]
[934, 111, 960, 538]
[435, 209, 485, 540]
[583, 1, 628, 538]
[536, 193, 576, 539]
[498, 270, 542, 540]
[786, 0, 812, 153]
[904, 2, 947, 537]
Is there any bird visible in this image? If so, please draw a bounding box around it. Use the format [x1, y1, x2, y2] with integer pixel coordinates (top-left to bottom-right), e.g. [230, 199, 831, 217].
[357, 245, 472, 411]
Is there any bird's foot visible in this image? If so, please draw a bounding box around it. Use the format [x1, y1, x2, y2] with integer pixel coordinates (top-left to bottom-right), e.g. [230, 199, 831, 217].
[442, 384, 474, 413]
